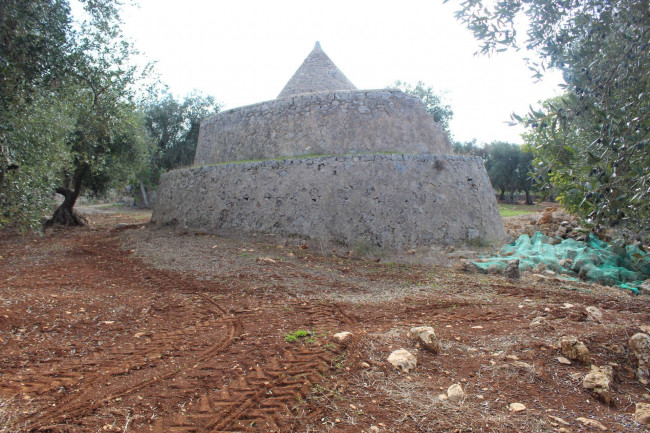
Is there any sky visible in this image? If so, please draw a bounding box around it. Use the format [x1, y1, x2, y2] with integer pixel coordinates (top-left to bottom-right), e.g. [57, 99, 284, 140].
[119, 0, 564, 144]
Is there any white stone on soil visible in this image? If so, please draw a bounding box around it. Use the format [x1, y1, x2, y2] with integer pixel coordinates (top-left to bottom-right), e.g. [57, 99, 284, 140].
[509, 402, 526, 412]
[576, 417, 607, 431]
[583, 365, 613, 405]
[585, 306, 603, 322]
[559, 335, 591, 364]
[629, 333, 650, 384]
[333, 331, 352, 342]
[446, 384, 465, 404]
[387, 349, 417, 373]
[410, 326, 440, 353]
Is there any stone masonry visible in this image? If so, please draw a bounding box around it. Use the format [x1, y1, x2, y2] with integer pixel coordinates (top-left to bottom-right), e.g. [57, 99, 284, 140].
[152, 154, 504, 248]
[153, 42, 507, 249]
[194, 89, 451, 166]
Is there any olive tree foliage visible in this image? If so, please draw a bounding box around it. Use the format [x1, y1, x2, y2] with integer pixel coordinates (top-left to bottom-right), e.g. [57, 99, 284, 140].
[390, 81, 454, 136]
[45, 0, 151, 226]
[0, 0, 74, 229]
[141, 90, 220, 186]
[485, 142, 534, 204]
[453, 139, 488, 161]
[0, 0, 151, 229]
[448, 0, 650, 237]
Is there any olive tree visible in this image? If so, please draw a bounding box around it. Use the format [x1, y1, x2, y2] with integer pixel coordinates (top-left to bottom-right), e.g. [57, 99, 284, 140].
[390, 81, 454, 136]
[448, 0, 650, 237]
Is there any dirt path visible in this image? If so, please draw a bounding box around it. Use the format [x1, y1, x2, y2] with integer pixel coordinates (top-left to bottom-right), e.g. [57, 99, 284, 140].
[1, 208, 649, 432]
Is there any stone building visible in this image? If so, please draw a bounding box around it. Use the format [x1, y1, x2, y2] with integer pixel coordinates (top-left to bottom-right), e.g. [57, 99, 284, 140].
[152, 42, 506, 249]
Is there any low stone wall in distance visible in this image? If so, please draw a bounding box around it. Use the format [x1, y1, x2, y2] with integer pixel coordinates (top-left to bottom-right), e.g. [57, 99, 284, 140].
[194, 90, 451, 165]
[152, 154, 506, 249]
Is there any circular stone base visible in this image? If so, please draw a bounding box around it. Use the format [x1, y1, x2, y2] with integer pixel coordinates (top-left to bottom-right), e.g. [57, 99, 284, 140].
[152, 153, 506, 249]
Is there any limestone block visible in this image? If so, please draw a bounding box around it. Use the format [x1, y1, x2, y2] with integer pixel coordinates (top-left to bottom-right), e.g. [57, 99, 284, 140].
[629, 333, 650, 383]
[387, 349, 417, 373]
[576, 417, 607, 431]
[410, 326, 440, 353]
[636, 402, 650, 425]
[583, 365, 613, 405]
[559, 336, 591, 364]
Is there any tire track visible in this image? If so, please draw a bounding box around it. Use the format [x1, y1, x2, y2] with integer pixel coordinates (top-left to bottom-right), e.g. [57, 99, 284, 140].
[157, 300, 353, 433]
[19, 291, 239, 431]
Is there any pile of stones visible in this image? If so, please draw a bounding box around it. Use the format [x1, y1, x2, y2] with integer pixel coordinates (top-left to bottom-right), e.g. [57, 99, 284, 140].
[506, 207, 583, 241]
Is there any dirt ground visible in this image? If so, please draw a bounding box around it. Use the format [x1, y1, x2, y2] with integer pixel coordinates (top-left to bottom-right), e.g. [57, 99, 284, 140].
[1, 206, 649, 433]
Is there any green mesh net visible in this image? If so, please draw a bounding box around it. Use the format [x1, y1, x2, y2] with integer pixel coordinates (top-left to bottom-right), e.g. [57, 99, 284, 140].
[473, 232, 650, 293]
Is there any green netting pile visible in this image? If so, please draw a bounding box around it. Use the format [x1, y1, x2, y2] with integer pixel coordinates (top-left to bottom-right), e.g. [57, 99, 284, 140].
[473, 232, 650, 293]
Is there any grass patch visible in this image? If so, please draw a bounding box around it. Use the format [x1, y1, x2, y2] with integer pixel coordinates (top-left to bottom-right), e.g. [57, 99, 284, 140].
[94, 202, 125, 209]
[285, 329, 310, 343]
[498, 203, 542, 218]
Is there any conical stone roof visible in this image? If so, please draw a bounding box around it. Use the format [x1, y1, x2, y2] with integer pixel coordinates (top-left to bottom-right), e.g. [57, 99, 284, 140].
[277, 42, 357, 99]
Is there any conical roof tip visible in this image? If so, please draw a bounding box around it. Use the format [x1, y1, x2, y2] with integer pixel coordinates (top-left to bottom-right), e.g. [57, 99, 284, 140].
[277, 42, 356, 99]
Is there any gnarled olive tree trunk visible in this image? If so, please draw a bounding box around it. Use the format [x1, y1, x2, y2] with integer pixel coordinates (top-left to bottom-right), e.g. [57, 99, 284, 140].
[45, 165, 88, 227]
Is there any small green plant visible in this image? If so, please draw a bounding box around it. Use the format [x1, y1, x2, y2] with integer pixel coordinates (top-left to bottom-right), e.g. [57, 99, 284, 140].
[333, 351, 347, 369]
[311, 383, 327, 396]
[322, 342, 337, 351]
[285, 329, 310, 343]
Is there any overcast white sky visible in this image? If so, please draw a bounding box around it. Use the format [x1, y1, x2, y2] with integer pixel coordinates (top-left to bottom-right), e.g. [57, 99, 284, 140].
[120, 0, 563, 144]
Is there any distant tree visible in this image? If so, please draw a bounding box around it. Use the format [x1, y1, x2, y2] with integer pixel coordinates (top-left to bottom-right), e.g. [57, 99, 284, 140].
[143, 90, 220, 181]
[452, 139, 537, 202]
[485, 142, 534, 204]
[485, 142, 516, 202]
[448, 0, 650, 236]
[515, 151, 535, 205]
[390, 81, 454, 136]
[452, 139, 488, 161]
[0, 0, 74, 229]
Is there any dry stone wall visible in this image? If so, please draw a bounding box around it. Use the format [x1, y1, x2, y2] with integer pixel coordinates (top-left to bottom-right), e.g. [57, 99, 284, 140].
[153, 154, 506, 249]
[194, 90, 451, 165]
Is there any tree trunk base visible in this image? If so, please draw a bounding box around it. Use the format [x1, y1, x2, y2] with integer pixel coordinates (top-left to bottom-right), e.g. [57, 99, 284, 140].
[44, 204, 86, 228]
